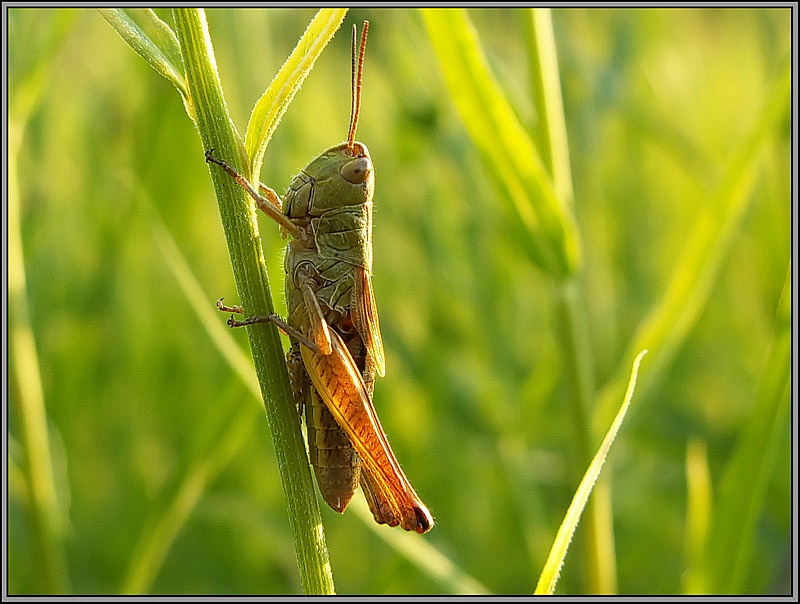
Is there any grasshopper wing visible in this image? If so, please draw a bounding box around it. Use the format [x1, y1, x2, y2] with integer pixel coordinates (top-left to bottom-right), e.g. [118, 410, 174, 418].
[300, 330, 432, 533]
[352, 266, 386, 377]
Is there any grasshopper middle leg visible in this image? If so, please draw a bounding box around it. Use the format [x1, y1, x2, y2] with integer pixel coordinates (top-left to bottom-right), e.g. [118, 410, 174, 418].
[215, 298, 319, 352]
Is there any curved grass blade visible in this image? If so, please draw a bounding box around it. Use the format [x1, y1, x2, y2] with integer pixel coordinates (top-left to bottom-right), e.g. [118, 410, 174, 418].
[534, 350, 648, 595]
[422, 8, 580, 279]
[99, 9, 192, 118]
[592, 64, 791, 434]
[705, 266, 791, 594]
[245, 8, 348, 179]
[8, 10, 77, 593]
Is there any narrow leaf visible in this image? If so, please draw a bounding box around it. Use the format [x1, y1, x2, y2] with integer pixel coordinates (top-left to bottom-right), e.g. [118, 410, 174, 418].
[593, 64, 791, 435]
[706, 267, 791, 593]
[422, 8, 580, 279]
[681, 438, 713, 594]
[99, 8, 193, 117]
[246, 8, 348, 179]
[535, 350, 648, 595]
[525, 8, 574, 208]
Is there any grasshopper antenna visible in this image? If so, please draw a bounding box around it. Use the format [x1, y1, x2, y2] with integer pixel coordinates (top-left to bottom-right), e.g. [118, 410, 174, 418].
[347, 20, 369, 153]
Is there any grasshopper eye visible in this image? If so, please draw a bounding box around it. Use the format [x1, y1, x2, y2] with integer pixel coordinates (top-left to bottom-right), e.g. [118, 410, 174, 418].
[340, 157, 371, 184]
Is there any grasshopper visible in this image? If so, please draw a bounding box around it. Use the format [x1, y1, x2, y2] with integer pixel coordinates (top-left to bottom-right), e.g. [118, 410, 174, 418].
[207, 21, 433, 534]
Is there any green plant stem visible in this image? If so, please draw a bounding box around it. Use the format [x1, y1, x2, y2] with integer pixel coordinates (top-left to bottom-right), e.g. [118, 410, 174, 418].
[8, 12, 75, 593]
[172, 9, 334, 595]
[528, 9, 615, 594]
[525, 8, 574, 208]
[10, 123, 71, 597]
[556, 279, 616, 594]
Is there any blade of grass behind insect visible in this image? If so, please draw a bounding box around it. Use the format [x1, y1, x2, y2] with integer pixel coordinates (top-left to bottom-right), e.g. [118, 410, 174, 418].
[8, 10, 76, 593]
[527, 9, 616, 593]
[348, 496, 491, 595]
[120, 198, 265, 594]
[705, 266, 791, 594]
[421, 8, 580, 280]
[98, 9, 193, 119]
[525, 9, 574, 209]
[681, 438, 713, 594]
[147, 203, 261, 399]
[534, 350, 648, 595]
[245, 8, 347, 180]
[172, 8, 334, 594]
[592, 62, 791, 437]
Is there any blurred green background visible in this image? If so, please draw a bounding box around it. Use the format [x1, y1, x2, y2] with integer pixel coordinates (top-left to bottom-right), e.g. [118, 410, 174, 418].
[8, 7, 792, 596]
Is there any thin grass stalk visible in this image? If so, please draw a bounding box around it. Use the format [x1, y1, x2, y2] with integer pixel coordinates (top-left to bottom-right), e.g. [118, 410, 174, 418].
[9, 125, 72, 597]
[527, 9, 615, 593]
[172, 8, 334, 594]
[592, 65, 791, 434]
[8, 12, 75, 593]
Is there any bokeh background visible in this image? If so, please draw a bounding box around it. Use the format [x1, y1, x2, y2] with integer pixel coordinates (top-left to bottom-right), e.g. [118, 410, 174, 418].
[8, 7, 792, 596]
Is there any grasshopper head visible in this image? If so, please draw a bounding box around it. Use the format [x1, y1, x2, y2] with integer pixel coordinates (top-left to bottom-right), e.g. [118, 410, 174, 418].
[284, 141, 373, 218]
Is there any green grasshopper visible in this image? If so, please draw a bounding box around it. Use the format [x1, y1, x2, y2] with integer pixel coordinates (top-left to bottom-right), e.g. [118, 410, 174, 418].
[207, 21, 433, 534]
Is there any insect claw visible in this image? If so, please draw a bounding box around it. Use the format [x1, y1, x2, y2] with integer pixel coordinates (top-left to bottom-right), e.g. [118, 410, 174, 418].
[217, 298, 244, 314]
[413, 506, 433, 534]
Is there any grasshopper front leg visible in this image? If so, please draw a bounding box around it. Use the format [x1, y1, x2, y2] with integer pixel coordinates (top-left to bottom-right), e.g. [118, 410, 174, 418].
[205, 149, 305, 242]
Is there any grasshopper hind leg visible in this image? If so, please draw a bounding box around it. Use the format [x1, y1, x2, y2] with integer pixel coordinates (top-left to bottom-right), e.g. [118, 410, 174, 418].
[286, 344, 307, 416]
[289, 339, 362, 514]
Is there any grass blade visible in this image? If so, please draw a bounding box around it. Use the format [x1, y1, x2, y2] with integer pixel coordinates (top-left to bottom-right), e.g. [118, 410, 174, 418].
[592, 63, 791, 435]
[681, 438, 713, 594]
[245, 8, 347, 179]
[8, 11, 76, 593]
[524, 8, 574, 207]
[99, 9, 192, 118]
[705, 266, 791, 593]
[9, 133, 72, 597]
[122, 408, 257, 594]
[535, 350, 648, 595]
[527, 9, 615, 592]
[422, 8, 580, 279]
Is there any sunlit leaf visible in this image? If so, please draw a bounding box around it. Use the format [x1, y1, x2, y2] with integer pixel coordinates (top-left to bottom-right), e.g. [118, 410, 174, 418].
[245, 8, 348, 179]
[535, 350, 648, 595]
[99, 9, 192, 116]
